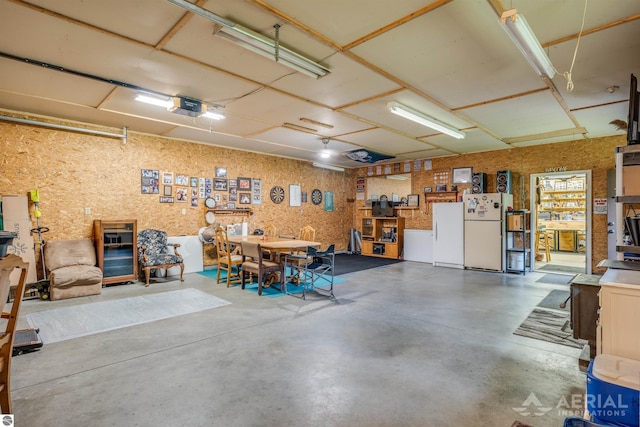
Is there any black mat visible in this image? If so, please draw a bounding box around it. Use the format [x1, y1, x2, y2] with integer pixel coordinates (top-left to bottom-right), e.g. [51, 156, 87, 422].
[334, 254, 403, 276]
[537, 289, 570, 312]
[514, 308, 585, 349]
[536, 273, 572, 285]
[537, 264, 584, 274]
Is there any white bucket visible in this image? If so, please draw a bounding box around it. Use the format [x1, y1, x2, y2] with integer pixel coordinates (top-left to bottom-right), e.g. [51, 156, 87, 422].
[509, 252, 524, 270]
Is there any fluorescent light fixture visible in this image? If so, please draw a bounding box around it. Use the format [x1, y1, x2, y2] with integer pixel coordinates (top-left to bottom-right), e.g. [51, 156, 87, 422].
[202, 111, 225, 120]
[386, 175, 410, 181]
[165, 0, 329, 79]
[312, 162, 344, 172]
[387, 101, 465, 139]
[135, 93, 172, 108]
[499, 9, 556, 78]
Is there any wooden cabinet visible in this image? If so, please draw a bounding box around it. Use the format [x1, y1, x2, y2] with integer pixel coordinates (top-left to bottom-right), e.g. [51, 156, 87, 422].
[505, 210, 530, 274]
[360, 217, 404, 259]
[94, 219, 138, 285]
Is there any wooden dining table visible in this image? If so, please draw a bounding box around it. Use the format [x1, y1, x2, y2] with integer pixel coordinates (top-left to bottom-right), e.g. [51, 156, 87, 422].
[227, 235, 321, 287]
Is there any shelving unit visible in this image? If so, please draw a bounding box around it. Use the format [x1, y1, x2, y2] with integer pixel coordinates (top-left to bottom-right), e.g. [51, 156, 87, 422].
[538, 180, 586, 254]
[360, 216, 405, 259]
[615, 144, 640, 260]
[93, 219, 138, 285]
[505, 210, 530, 274]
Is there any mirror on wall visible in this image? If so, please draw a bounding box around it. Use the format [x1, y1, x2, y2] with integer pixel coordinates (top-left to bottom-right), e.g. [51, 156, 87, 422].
[366, 174, 412, 204]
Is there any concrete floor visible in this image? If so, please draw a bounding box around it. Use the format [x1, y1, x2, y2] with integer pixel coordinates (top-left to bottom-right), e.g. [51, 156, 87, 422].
[11, 261, 586, 427]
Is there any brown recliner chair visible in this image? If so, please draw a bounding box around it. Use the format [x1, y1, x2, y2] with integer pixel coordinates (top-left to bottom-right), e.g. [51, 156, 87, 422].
[44, 238, 103, 300]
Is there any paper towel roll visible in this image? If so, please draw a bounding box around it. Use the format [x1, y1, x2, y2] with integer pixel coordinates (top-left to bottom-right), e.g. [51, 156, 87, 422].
[241, 222, 248, 236]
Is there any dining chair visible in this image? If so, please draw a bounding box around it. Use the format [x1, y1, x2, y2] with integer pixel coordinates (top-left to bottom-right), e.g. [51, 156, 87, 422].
[286, 244, 335, 300]
[286, 225, 317, 281]
[240, 241, 284, 296]
[261, 223, 278, 260]
[0, 254, 30, 414]
[214, 226, 243, 287]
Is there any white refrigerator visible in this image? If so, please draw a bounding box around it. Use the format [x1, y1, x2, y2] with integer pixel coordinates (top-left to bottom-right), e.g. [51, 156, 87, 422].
[463, 193, 513, 272]
[432, 202, 464, 269]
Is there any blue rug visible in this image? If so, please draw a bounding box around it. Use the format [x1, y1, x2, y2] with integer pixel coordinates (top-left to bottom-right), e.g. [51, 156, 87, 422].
[198, 268, 345, 298]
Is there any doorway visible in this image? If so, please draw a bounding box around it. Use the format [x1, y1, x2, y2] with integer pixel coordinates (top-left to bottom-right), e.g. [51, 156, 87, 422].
[529, 170, 591, 275]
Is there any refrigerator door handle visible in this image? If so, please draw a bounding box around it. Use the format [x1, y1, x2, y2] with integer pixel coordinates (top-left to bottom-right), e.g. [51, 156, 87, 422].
[434, 223, 437, 240]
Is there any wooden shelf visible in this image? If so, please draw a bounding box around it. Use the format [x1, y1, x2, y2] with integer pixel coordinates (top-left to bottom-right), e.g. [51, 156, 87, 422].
[207, 209, 252, 215]
[424, 191, 458, 213]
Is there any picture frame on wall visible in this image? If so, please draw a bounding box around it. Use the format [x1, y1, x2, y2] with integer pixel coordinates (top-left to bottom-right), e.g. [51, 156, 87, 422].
[238, 177, 251, 190]
[407, 194, 419, 206]
[424, 187, 432, 193]
[214, 178, 228, 191]
[436, 184, 447, 192]
[239, 193, 251, 204]
[452, 167, 473, 184]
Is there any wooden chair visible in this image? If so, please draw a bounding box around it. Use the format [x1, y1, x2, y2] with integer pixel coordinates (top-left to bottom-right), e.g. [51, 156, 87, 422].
[0, 254, 30, 414]
[240, 241, 284, 296]
[261, 223, 278, 260]
[214, 226, 243, 287]
[298, 225, 316, 242]
[137, 229, 184, 287]
[536, 227, 552, 262]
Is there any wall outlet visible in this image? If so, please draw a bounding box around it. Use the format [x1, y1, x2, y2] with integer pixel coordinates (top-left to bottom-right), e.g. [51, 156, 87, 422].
[85, 207, 91, 215]
[181, 208, 186, 215]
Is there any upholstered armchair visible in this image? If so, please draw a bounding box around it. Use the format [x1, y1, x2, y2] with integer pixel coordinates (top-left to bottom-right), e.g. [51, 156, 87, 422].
[44, 238, 103, 301]
[137, 229, 184, 287]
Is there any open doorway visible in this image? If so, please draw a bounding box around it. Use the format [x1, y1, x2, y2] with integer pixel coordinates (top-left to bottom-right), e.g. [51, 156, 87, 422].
[529, 170, 592, 275]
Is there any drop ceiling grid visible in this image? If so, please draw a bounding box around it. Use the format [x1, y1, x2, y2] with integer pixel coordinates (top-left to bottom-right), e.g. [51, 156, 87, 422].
[461, 90, 577, 139]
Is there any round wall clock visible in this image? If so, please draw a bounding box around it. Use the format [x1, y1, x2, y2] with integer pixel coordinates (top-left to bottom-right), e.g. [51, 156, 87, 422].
[205, 197, 216, 209]
[311, 189, 322, 205]
[270, 186, 285, 204]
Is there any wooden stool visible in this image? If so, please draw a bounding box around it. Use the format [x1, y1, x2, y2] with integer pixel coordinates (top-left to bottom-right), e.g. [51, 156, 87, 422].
[536, 229, 552, 262]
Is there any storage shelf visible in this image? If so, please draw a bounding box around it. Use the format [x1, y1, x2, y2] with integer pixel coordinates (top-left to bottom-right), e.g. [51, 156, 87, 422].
[360, 217, 404, 259]
[94, 219, 138, 285]
[505, 210, 530, 275]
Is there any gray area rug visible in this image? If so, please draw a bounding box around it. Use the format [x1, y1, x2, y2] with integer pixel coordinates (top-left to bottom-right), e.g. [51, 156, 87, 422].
[514, 308, 585, 349]
[536, 273, 572, 286]
[537, 289, 570, 312]
[538, 264, 583, 274]
[26, 289, 230, 344]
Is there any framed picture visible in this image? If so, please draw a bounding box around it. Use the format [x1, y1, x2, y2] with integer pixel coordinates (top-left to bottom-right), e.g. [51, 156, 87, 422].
[175, 174, 189, 186]
[436, 184, 447, 192]
[407, 194, 419, 206]
[238, 177, 251, 190]
[176, 188, 188, 202]
[163, 185, 173, 196]
[239, 192, 251, 204]
[215, 167, 227, 178]
[228, 178, 238, 188]
[214, 178, 228, 191]
[227, 202, 235, 209]
[424, 187, 432, 193]
[190, 177, 198, 187]
[289, 184, 301, 207]
[141, 169, 159, 194]
[452, 167, 473, 184]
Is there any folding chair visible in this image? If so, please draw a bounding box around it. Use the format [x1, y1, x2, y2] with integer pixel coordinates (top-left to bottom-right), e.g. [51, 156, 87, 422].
[285, 244, 335, 300]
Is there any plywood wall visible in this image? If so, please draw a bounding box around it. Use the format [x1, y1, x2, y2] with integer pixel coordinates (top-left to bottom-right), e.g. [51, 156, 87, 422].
[353, 135, 624, 272]
[0, 112, 625, 274]
[0, 116, 356, 271]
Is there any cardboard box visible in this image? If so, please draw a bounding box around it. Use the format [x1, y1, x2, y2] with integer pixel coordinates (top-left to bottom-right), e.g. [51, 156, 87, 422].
[507, 214, 522, 231]
[2, 195, 38, 285]
[1, 195, 30, 221]
[623, 165, 640, 195]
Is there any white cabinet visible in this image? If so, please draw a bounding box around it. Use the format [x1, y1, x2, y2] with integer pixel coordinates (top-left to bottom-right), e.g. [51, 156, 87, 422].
[404, 229, 433, 263]
[597, 268, 640, 360]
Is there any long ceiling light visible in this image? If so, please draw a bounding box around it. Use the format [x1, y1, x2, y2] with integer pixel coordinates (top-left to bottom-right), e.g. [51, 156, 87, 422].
[312, 162, 344, 172]
[164, 0, 329, 79]
[387, 101, 465, 139]
[135, 93, 224, 120]
[499, 9, 556, 78]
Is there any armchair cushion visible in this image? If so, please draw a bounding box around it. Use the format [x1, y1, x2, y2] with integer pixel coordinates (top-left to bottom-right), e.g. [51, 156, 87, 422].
[44, 239, 103, 301]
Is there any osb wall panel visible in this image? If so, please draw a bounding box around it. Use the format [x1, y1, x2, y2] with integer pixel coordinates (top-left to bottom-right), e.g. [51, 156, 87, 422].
[354, 135, 624, 272]
[0, 118, 356, 269]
